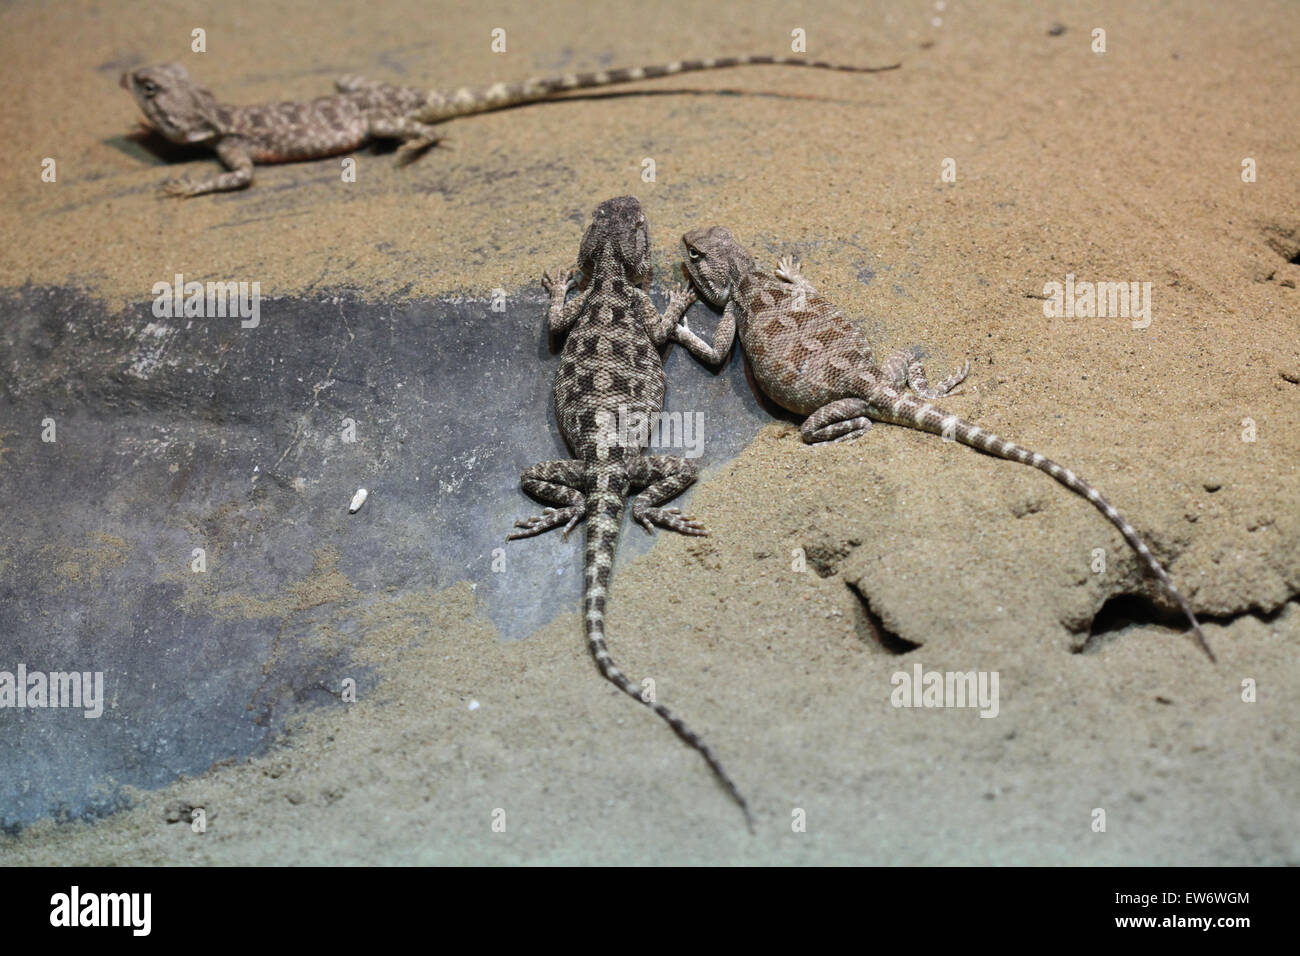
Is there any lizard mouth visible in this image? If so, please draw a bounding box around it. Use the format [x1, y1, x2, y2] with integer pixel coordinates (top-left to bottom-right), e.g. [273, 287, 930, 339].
[681, 260, 728, 308]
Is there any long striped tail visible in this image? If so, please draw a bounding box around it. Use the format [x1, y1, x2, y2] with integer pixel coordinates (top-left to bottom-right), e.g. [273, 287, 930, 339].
[863, 384, 1214, 662]
[416, 54, 901, 122]
[583, 485, 755, 829]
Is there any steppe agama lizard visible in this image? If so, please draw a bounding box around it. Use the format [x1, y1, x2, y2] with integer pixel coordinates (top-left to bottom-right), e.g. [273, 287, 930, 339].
[121, 55, 899, 197]
[507, 197, 753, 826]
[675, 226, 1214, 662]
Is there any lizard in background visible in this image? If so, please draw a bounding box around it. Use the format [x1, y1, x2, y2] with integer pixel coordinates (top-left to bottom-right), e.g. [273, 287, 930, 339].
[507, 196, 753, 827]
[121, 55, 899, 197]
[674, 225, 1215, 662]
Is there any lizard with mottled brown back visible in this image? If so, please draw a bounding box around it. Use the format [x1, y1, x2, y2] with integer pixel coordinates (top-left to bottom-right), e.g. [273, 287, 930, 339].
[122, 55, 899, 197]
[508, 197, 753, 826]
[673, 225, 1214, 662]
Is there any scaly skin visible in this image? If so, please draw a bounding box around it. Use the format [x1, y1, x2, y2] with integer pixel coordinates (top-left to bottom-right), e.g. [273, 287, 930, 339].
[675, 226, 1214, 662]
[121, 55, 899, 197]
[122, 65, 440, 197]
[507, 197, 753, 828]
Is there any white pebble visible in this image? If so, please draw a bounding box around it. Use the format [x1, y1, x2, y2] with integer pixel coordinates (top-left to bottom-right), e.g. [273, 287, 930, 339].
[349, 488, 368, 513]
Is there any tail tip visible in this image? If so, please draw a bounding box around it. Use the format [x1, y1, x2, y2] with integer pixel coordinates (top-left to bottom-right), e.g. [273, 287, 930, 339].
[1195, 627, 1216, 664]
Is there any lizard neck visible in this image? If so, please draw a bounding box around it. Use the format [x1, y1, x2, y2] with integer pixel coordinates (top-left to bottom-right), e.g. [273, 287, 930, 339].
[729, 269, 768, 327]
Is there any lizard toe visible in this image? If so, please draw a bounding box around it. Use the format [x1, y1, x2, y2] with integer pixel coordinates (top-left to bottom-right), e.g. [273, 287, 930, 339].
[159, 178, 194, 199]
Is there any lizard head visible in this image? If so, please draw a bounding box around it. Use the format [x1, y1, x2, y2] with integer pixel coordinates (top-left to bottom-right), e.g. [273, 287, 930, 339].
[121, 63, 223, 144]
[682, 226, 753, 307]
[579, 195, 652, 288]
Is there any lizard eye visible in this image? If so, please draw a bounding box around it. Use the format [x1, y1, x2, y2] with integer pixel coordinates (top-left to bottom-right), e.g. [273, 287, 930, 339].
[141, 80, 158, 97]
[687, 247, 701, 261]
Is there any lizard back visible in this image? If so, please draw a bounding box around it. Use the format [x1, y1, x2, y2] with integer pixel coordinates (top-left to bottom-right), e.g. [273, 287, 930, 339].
[679, 226, 1214, 661]
[555, 269, 666, 459]
[734, 272, 875, 415]
[230, 85, 429, 163]
[511, 198, 752, 826]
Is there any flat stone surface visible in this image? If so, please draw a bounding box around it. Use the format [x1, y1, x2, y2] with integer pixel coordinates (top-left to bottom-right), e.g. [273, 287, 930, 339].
[0, 283, 769, 828]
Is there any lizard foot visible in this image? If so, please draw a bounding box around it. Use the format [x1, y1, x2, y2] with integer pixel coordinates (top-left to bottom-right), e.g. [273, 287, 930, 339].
[395, 136, 445, 165]
[774, 255, 816, 300]
[542, 267, 578, 298]
[634, 506, 709, 537]
[506, 505, 584, 540]
[159, 177, 197, 199]
[911, 358, 970, 399]
[334, 74, 368, 92]
[936, 359, 971, 396]
[667, 281, 697, 314]
[774, 255, 802, 284]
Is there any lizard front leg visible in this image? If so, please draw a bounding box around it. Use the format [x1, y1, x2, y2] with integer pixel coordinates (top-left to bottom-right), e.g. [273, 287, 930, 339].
[162, 137, 254, 198]
[673, 298, 738, 366]
[507, 459, 587, 539]
[800, 398, 875, 444]
[633, 283, 695, 346]
[627, 455, 708, 535]
[774, 255, 817, 297]
[542, 266, 588, 337]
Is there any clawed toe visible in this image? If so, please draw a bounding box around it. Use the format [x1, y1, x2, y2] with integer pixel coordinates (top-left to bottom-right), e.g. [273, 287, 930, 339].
[636, 506, 709, 536]
[395, 140, 439, 164]
[506, 506, 582, 540]
[937, 360, 971, 396]
[542, 268, 576, 297]
[160, 179, 193, 199]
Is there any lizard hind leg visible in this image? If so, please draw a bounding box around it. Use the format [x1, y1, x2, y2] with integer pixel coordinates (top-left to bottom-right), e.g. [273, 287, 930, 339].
[800, 398, 875, 444]
[628, 455, 708, 535]
[884, 346, 969, 399]
[507, 459, 587, 539]
[913, 357, 970, 398]
[369, 116, 445, 161]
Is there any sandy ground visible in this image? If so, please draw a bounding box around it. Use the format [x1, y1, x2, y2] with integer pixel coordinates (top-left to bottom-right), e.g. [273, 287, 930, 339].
[1, 0, 1298, 863]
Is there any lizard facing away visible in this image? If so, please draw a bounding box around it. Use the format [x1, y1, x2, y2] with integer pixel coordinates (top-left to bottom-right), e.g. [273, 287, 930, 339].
[674, 226, 1215, 662]
[507, 196, 753, 827]
[121, 55, 899, 197]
